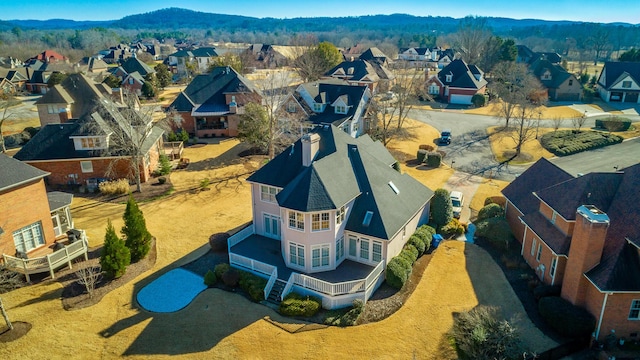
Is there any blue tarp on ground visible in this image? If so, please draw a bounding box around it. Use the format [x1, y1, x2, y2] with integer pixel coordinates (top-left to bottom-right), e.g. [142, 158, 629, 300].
[137, 268, 207, 313]
[432, 234, 444, 249]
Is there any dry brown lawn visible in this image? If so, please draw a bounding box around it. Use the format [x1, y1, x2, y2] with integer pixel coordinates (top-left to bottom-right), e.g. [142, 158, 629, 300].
[465, 100, 582, 119]
[0, 123, 557, 359]
[487, 125, 555, 164]
[470, 179, 509, 212]
[156, 85, 186, 107]
[2, 117, 40, 135]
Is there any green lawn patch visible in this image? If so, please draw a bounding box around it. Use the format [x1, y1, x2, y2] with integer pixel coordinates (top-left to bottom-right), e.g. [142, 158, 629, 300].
[540, 130, 623, 156]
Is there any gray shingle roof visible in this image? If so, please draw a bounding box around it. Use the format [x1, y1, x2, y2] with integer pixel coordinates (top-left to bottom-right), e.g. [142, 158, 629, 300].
[120, 57, 155, 77]
[249, 125, 433, 240]
[325, 60, 380, 83]
[598, 61, 640, 89]
[47, 191, 73, 211]
[296, 81, 369, 127]
[0, 153, 50, 192]
[35, 73, 107, 121]
[529, 58, 573, 89]
[438, 59, 487, 90]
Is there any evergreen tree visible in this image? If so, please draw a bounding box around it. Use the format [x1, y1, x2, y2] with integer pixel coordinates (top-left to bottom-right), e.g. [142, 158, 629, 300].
[154, 63, 172, 88]
[122, 196, 152, 263]
[100, 220, 131, 279]
[430, 188, 453, 231]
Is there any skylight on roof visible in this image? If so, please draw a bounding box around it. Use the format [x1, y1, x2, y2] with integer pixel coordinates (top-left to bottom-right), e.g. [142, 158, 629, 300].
[363, 211, 374, 227]
[388, 181, 399, 194]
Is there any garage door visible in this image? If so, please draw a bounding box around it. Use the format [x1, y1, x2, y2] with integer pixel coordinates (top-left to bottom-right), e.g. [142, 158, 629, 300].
[449, 94, 473, 105]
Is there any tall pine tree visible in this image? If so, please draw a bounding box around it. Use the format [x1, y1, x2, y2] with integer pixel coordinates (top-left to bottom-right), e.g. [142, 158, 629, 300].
[100, 220, 131, 279]
[430, 188, 453, 231]
[122, 196, 152, 263]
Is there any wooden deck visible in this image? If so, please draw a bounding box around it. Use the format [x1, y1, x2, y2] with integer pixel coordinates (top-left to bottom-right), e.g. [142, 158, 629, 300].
[2, 231, 89, 282]
[163, 141, 184, 160]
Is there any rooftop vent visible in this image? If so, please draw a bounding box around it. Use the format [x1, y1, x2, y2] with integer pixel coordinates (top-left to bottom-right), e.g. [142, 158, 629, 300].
[388, 181, 399, 194]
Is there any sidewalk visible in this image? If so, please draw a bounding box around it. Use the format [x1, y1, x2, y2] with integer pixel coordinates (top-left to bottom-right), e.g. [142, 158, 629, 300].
[441, 170, 484, 242]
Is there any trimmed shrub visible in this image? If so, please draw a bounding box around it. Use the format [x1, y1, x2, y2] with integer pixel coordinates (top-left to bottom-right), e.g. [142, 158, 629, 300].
[475, 217, 515, 251]
[417, 149, 427, 163]
[426, 152, 442, 167]
[122, 196, 152, 263]
[483, 196, 506, 207]
[450, 305, 524, 360]
[415, 225, 435, 249]
[158, 154, 172, 175]
[99, 179, 130, 195]
[222, 268, 240, 287]
[441, 218, 465, 237]
[385, 257, 410, 289]
[582, 86, 596, 102]
[209, 232, 230, 252]
[431, 188, 453, 231]
[239, 271, 267, 302]
[540, 130, 623, 156]
[477, 203, 505, 221]
[279, 292, 321, 317]
[214, 263, 230, 279]
[158, 176, 167, 184]
[323, 299, 365, 326]
[419, 144, 435, 152]
[596, 117, 632, 132]
[401, 245, 419, 265]
[538, 296, 596, 338]
[407, 234, 426, 255]
[533, 285, 561, 301]
[204, 269, 217, 287]
[471, 93, 486, 107]
[100, 220, 131, 279]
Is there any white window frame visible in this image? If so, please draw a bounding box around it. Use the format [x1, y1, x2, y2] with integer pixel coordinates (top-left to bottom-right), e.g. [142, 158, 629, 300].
[530, 238, 537, 257]
[336, 206, 345, 225]
[263, 213, 280, 238]
[313, 103, 322, 112]
[289, 242, 305, 267]
[12, 221, 45, 254]
[429, 84, 439, 95]
[260, 185, 278, 203]
[551, 212, 557, 224]
[360, 238, 370, 261]
[550, 257, 557, 278]
[445, 74, 452, 82]
[348, 236, 357, 257]
[336, 236, 344, 261]
[622, 81, 632, 88]
[372, 241, 382, 262]
[311, 212, 330, 232]
[312, 244, 330, 269]
[47, 104, 57, 114]
[288, 211, 304, 231]
[335, 105, 346, 114]
[80, 160, 93, 173]
[287, 102, 297, 113]
[629, 300, 640, 320]
[536, 243, 543, 262]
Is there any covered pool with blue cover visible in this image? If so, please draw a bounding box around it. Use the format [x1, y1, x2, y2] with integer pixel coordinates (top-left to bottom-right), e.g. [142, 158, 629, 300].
[137, 268, 207, 313]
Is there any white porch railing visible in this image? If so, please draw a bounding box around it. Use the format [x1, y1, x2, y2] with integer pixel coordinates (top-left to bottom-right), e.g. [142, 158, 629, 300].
[263, 268, 278, 300]
[229, 253, 277, 277]
[227, 224, 254, 252]
[288, 261, 385, 298]
[2, 234, 89, 282]
[281, 273, 295, 301]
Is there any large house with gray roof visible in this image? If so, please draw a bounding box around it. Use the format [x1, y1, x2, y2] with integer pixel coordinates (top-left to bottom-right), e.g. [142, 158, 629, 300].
[166, 47, 218, 77]
[502, 158, 640, 341]
[597, 61, 640, 103]
[0, 154, 75, 259]
[279, 79, 371, 138]
[323, 58, 395, 93]
[227, 125, 433, 309]
[529, 58, 582, 101]
[425, 58, 487, 105]
[167, 66, 262, 137]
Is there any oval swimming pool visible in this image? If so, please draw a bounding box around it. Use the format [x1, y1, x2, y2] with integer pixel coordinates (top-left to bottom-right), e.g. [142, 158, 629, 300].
[137, 268, 207, 313]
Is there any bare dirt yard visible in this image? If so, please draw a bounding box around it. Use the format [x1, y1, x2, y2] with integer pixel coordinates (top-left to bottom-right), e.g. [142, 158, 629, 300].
[0, 121, 553, 359]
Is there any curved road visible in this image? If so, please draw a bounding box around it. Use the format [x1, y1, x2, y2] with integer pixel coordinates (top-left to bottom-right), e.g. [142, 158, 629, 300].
[408, 108, 640, 181]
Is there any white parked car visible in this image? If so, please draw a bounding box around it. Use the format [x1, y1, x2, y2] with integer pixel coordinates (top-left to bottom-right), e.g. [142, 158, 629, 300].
[450, 191, 464, 219]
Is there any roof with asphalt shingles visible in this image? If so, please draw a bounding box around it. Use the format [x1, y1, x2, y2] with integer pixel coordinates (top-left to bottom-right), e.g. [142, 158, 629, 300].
[598, 61, 640, 89]
[0, 153, 50, 192]
[248, 125, 433, 240]
[529, 58, 574, 89]
[47, 191, 73, 211]
[120, 57, 155, 77]
[438, 59, 487, 90]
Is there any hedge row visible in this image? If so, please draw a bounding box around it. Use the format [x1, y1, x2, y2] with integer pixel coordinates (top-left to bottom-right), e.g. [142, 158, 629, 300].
[416, 149, 442, 167]
[540, 130, 623, 156]
[279, 292, 321, 317]
[205, 263, 266, 302]
[595, 118, 631, 131]
[385, 225, 436, 289]
[538, 296, 596, 338]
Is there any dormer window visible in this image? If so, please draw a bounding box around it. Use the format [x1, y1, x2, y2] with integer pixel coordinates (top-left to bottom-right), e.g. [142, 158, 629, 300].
[622, 81, 632, 88]
[313, 103, 322, 112]
[541, 71, 551, 80]
[347, 67, 354, 75]
[287, 102, 296, 113]
[445, 74, 452, 83]
[335, 105, 347, 114]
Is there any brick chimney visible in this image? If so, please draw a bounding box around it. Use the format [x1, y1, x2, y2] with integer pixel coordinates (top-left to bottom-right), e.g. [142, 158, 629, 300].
[561, 205, 610, 307]
[229, 95, 237, 114]
[301, 133, 320, 167]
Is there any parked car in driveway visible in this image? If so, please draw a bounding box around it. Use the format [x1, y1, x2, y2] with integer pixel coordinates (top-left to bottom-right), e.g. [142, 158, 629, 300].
[439, 129, 452, 145]
[450, 190, 464, 218]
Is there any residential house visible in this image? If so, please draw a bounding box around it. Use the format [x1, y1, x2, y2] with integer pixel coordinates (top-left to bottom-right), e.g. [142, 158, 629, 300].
[279, 79, 371, 137]
[323, 58, 394, 93]
[0, 154, 75, 258]
[529, 58, 582, 101]
[15, 96, 163, 187]
[102, 44, 134, 64]
[78, 57, 109, 74]
[167, 66, 262, 137]
[228, 124, 433, 309]
[358, 47, 390, 67]
[597, 62, 640, 103]
[120, 57, 155, 78]
[502, 158, 640, 341]
[166, 47, 218, 77]
[34, 73, 117, 127]
[121, 72, 146, 96]
[25, 70, 51, 94]
[517, 45, 562, 65]
[0, 69, 29, 92]
[425, 59, 487, 104]
[0, 78, 17, 95]
[245, 44, 300, 69]
[397, 47, 454, 69]
[26, 50, 67, 64]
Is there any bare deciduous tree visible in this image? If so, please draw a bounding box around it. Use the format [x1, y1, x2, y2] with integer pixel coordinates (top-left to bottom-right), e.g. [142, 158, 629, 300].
[453, 16, 492, 65]
[0, 297, 12, 331]
[490, 62, 543, 130]
[75, 264, 102, 298]
[0, 95, 17, 153]
[572, 113, 588, 132]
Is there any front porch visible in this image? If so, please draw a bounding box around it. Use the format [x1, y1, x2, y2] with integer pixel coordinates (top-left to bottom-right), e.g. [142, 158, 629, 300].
[228, 225, 385, 309]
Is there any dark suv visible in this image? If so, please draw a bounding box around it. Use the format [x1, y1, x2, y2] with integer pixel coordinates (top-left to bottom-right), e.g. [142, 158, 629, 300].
[439, 129, 452, 145]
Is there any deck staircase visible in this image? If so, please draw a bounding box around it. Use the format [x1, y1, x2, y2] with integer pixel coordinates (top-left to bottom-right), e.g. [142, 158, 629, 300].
[266, 279, 286, 305]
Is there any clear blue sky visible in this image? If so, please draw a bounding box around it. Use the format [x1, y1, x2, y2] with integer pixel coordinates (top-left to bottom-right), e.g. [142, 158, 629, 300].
[1, 0, 638, 24]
